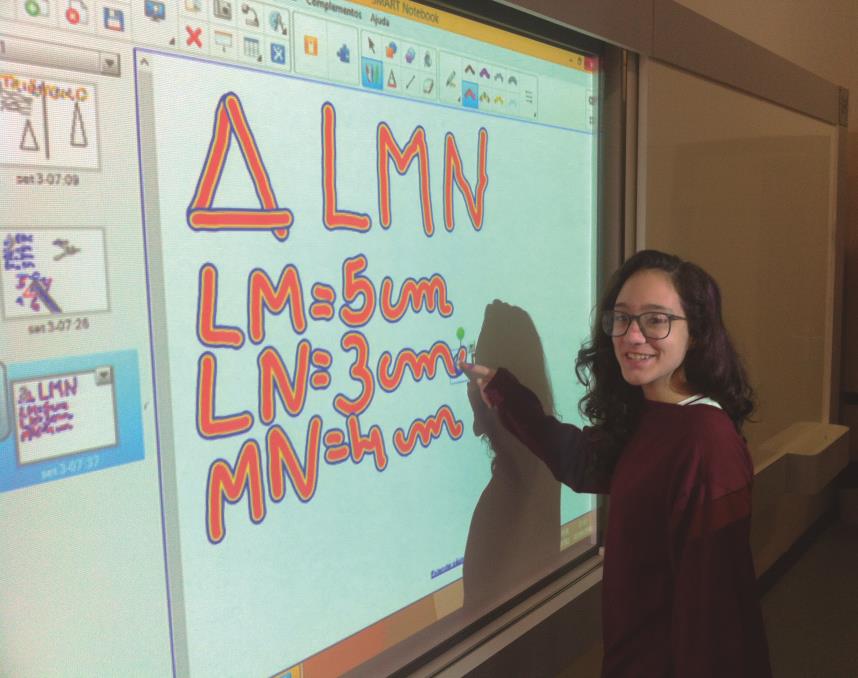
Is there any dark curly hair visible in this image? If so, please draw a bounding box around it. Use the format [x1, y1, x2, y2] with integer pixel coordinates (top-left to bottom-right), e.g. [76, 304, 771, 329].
[575, 250, 755, 473]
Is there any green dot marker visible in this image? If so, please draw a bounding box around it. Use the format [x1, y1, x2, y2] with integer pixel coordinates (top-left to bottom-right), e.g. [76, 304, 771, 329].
[25, 0, 40, 16]
[456, 326, 465, 342]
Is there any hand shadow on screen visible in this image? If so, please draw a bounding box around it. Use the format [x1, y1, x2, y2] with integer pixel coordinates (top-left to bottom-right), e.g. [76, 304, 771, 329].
[461, 300, 560, 614]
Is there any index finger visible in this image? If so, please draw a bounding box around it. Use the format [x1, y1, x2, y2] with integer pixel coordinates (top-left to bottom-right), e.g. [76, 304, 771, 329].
[458, 361, 493, 380]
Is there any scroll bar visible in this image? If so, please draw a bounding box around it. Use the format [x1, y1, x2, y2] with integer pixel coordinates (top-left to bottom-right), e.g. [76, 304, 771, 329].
[0, 362, 9, 441]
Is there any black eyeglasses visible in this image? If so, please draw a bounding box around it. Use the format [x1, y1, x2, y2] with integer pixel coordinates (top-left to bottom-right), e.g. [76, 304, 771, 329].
[601, 310, 687, 340]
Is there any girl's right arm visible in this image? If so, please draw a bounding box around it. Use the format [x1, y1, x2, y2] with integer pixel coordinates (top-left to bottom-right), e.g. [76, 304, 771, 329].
[461, 363, 611, 494]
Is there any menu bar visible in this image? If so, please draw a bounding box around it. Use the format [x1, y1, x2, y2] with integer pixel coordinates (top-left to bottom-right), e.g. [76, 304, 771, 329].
[4, 0, 609, 126]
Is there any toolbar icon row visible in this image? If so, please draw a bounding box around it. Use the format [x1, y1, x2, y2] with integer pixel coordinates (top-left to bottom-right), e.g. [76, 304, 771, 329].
[19, 0, 138, 37]
[175, 20, 289, 69]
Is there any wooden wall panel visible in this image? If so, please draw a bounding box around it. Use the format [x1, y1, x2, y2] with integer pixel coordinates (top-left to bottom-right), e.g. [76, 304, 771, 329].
[639, 59, 838, 448]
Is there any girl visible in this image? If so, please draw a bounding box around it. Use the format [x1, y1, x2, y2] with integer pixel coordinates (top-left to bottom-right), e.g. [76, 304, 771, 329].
[461, 250, 772, 677]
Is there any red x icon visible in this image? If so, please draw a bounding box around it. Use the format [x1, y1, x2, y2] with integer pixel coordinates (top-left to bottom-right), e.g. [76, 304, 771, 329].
[186, 25, 203, 48]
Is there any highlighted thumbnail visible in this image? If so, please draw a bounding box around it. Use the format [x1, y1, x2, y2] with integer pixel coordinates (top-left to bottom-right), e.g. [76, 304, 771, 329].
[0, 350, 143, 492]
[14, 366, 118, 465]
[1, 228, 109, 319]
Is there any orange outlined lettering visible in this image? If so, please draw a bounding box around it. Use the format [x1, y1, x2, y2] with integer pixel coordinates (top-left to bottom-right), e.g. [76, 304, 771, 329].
[248, 266, 307, 343]
[206, 439, 266, 544]
[197, 264, 244, 348]
[323, 429, 349, 464]
[196, 352, 253, 439]
[377, 122, 434, 236]
[309, 348, 332, 390]
[257, 341, 311, 424]
[379, 274, 454, 322]
[346, 415, 388, 471]
[333, 331, 374, 416]
[376, 341, 460, 393]
[266, 418, 321, 503]
[322, 102, 372, 232]
[309, 283, 336, 321]
[311, 349, 332, 368]
[339, 255, 376, 327]
[187, 92, 293, 240]
[443, 128, 489, 232]
[393, 405, 464, 456]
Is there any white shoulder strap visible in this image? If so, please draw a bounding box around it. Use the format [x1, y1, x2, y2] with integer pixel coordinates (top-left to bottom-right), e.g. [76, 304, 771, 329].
[677, 394, 723, 410]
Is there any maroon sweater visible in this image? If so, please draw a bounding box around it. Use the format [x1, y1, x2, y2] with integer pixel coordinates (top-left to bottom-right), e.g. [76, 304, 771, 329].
[484, 369, 772, 678]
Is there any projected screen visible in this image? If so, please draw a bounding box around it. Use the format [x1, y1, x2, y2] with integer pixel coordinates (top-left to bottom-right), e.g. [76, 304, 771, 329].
[0, 1, 600, 675]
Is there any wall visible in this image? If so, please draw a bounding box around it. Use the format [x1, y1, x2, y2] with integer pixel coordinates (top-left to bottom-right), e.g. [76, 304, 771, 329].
[671, 0, 858, 574]
[676, 0, 858, 455]
[672, 1, 858, 126]
[516, 3, 856, 677]
[639, 58, 837, 449]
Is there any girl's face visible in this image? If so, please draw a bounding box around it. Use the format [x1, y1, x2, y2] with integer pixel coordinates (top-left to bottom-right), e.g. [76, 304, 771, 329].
[611, 269, 692, 402]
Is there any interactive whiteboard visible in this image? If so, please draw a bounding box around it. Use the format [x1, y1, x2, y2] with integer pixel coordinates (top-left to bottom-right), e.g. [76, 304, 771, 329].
[0, 1, 601, 675]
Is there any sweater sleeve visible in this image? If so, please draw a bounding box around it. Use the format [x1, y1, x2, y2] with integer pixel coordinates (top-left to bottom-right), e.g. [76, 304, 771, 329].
[483, 368, 611, 494]
[668, 420, 772, 677]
